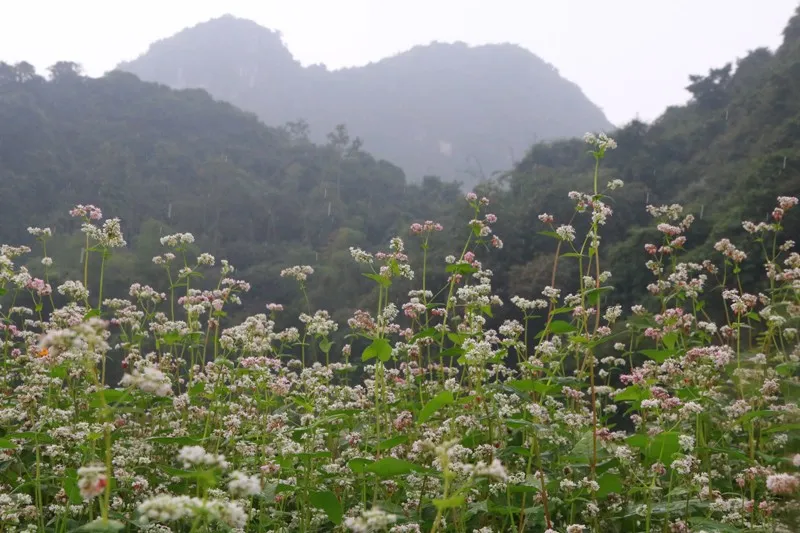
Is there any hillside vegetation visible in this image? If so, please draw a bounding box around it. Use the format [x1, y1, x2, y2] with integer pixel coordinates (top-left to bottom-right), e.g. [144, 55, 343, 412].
[118, 15, 612, 185]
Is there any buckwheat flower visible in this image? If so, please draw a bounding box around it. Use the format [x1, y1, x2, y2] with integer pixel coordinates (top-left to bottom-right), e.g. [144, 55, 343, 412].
[70, 204, 103, 220]
[671, 456, 695, 475]
[607, 179, 624, 190]
[280, 265, 314, 281]
[177, 446, 229, 470]
[160, 232, 195, 248]
[766, 473, 799, 495]
[539, 213, 554, 223]
[120, 365, 172, 397]
[77, 465, 107, 500]
[555, 225, 576, 242]
[473, 459, 508, 481]
[778, 196, 799, 210]
[57, 280, 89, 301]
[466, 192, 478, 202]
[299, 310, 338, 336]
[95, 218, 126, 248]
[510, 296, 547, 312]
[345, 507, 398, 532]
[41, 257, 53, 267]
[641, 399, 660, 409]
[27, 227, 52, 237]
[227, 471, 261, 497]
[542, 286, 561, 299]
[566, 525, 587, 533]
[679, 435, 695, 452]
[614, 342, 626, 351]
[197, 253, 215, 266]
[350, 247, 374, 264]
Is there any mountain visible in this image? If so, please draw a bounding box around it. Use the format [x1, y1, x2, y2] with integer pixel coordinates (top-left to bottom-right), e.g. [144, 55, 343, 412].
[483, 5, 800, 311]
[0, 61, 464, 323]
[117, 15, 613, 185]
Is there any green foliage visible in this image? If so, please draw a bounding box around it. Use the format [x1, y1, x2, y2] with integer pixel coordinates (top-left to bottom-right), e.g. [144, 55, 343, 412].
[117, 15, 612, 186]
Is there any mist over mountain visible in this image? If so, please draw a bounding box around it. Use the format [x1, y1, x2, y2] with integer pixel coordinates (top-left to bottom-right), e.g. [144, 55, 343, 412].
[118, 15, 613, 185]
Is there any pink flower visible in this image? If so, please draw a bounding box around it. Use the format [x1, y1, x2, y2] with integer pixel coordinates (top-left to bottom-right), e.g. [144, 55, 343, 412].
[766, 473, 799, 495]
[69, 204, 103, 220]
[778, 196, 798, 210]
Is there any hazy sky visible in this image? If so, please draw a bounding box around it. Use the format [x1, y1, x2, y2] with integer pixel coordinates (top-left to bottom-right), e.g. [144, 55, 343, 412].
[2, 1, 797, 125]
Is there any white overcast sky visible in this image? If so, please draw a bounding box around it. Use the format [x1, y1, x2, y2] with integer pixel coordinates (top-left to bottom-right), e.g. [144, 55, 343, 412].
[1, 0, 797, 125]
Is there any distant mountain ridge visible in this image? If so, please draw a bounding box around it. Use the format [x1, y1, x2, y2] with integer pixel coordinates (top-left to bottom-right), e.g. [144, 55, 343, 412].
[118, 14, 613, 184]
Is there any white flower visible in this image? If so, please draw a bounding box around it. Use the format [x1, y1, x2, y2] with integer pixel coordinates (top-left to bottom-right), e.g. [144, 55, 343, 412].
[227, 471, 261, 497]
[345, 507, 398, 532]
[77, 465, 107, 500]
[556, 225, 576, 242]
[120, 365, 172, 397]
[176, 446, 229, 470]
[160, 232, 195, 248]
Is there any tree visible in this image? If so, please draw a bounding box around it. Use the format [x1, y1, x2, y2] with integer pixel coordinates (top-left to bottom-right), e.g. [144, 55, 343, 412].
[686, 63, 732, 109]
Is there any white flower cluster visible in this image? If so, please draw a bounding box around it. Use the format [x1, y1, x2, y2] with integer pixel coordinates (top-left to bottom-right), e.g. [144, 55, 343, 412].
[120, 365, 173, 397]
[227, 471, 262, 497]
[299, 310, 339, 336]
[81, 218, 126, 248]
[137, 494, 246, 528]
[77, 465, 107, 500]
[176, 446, 229, 470]
[344, 507, 398, 532]
[160, 233, 195, 248]
[349, 247, 374, 264]
[57, 280, 90, 301]
[280, 265, 314, 281]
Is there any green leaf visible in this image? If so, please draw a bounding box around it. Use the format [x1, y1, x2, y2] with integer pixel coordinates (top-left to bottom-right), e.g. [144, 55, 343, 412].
[614, 385, 650, 403]
[596, 472, 623, 498]
[366, 457, 423, 477]
[433, 495, 465, 510]
[775, 362, 798, 377]
[547, 320, 576, 334]
[347, 458, 374, 474]
[586, 286, 614, 306]
[411, 327, 437, 342]
[445, 263, 478, 275]
[89, 389, 132, 408]
[640, 349, 673, 363]
[662, 332, 678, 351]
[0, 439, 17, 449]
[319, 338, 333, 354]
[561, 252, 584, 259]
[376, 435, 409, 451]
[538, 230, 560, 239]
[362, 272, 391, 288]
[507, 379, 559, 396]
[64, 468, 83, 504]
[362, 338, 392, 362]
[162, 331, 184, 344]
[763, 423, 800, 434]
[628, 431, 680, 462]
[418, 391, 454, 423]
[309, 490, 343, 525]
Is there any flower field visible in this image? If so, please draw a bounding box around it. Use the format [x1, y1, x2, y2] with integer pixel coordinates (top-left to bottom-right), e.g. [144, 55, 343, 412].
[0, 135, 798, 532]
